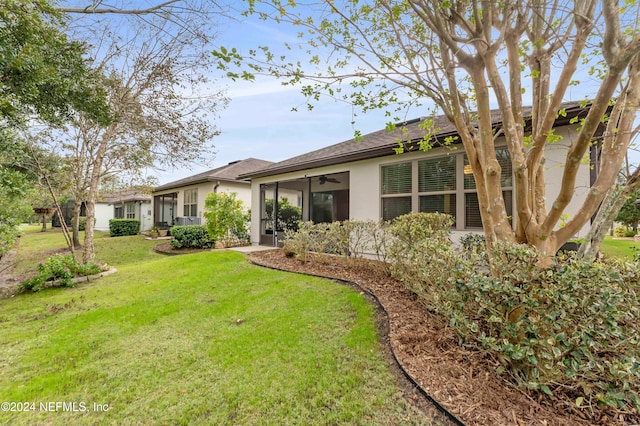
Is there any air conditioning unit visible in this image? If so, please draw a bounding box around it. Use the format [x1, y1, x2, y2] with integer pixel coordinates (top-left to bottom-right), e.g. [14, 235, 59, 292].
[175, 216, 201, 226]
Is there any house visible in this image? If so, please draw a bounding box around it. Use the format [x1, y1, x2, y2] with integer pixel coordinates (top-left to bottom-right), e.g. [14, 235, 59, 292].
[151, 158, 273, 229]
[102, 189, 153, 232]
[52, 200, 87, 228]
[51, 189, 151, 232]
[239, 102, 600, 247]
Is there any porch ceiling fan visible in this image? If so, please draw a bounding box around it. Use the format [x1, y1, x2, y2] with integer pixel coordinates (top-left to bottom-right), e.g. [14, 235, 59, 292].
[318, 175, 340, 185]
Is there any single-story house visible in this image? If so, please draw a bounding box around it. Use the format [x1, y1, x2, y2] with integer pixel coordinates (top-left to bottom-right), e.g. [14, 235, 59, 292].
[101, 189, 153, 232]
[151, 158, 274, 229]
[239, 102, 601, 247]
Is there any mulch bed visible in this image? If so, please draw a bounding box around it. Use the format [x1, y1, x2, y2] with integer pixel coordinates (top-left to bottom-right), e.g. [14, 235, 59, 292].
[248, 249, 629, 426]
[153, 242, 212, 255]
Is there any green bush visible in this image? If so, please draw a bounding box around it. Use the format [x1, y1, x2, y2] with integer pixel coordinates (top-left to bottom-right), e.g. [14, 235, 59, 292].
[417, 242, 640, 413]
[614, 225, 637, 238]
[203, 192, 248, 248]
[109, 219, 140, 236]
[387, 212, 455, 287]
[281, 213, 640, 415]
[19, 254, 104, 292]
[169, 225, 214, 249]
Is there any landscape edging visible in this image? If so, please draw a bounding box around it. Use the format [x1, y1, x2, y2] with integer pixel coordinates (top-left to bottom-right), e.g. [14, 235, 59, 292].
[248, 255, 466, 426]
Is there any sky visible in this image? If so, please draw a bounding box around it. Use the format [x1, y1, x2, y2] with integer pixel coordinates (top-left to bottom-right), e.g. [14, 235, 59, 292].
[73, 1, 638, 187]
[152, 14, 392, 185]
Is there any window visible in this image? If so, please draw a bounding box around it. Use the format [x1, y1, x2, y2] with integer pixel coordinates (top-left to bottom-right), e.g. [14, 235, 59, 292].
[183, 189, 198, 217]
[114, 206, 124, 219]
[380, 148, 513, 229]
[125, 203, 135, 219]
[418, 156, 457, 224]
[381, 162, 412, 221]
[463, 148, 513, 228]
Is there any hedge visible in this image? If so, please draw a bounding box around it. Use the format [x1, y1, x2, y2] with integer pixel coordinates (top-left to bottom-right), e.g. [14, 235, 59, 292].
[109, 219, 140, 237]
[170, 225, 214, 249]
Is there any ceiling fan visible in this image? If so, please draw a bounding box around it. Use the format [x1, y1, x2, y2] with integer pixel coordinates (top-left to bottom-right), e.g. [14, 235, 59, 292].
[318, 175, 340, 185]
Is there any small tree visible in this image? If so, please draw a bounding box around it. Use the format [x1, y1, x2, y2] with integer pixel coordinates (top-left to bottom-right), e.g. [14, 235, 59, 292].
[616, 189, 640, 233]
[203, 192, 247, 248]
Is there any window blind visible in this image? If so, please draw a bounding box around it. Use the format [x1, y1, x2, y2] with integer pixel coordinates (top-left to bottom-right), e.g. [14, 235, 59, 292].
[381, 163, 412, 195]
[418, 156, 456, 192]
[382, 197, 411, 221]
[419, 194, 456, 225]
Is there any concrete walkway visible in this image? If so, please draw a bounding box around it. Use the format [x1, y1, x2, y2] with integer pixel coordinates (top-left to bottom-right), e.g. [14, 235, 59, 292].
[228, 245, 278, 253]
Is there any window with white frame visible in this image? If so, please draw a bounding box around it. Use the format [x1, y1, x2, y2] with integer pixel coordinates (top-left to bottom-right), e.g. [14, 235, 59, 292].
[125, 203, 135, 219]
[380, 148, 513, 229]
[183, 189, 198, 217]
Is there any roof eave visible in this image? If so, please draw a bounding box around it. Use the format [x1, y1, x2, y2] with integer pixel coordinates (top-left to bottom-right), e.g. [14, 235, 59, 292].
[153, 176, 250, 193]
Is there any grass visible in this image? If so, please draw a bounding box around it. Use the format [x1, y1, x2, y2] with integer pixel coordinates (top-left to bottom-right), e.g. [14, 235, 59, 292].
[13, 225, 163, 276]
[1, 231, 429, 425]
[600, 236, 639, 261]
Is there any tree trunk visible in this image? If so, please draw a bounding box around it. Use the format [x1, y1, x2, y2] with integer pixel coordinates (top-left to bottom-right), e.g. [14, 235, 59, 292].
[577, 185, 626, 261]
[83, 128, 112, 263]
[578, 167, 640, 261]
[72, 201, 81, 248]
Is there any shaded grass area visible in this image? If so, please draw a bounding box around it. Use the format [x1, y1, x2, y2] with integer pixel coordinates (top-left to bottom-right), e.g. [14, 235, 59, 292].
[600, 236, 638, 261]
[0, 248, 428, 425]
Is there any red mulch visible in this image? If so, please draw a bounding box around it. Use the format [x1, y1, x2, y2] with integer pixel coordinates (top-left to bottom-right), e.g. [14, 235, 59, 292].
[248, 249, 633, 426]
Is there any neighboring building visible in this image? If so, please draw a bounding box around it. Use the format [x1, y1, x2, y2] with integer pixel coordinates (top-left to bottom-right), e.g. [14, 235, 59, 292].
[102, 189, 153, 232]
[52, 200, 87, 228]
[51, 189, 151, 232]
[239, 102, 601, 247]
[152, 158, 273, 229]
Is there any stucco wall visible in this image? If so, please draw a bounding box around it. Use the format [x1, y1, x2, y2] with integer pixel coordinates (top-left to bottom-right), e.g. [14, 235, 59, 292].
[94, 203, 113, 231]
[249, 123, 593, 244]
[138, 201, 153, 231]
[153, 181, 252, 226]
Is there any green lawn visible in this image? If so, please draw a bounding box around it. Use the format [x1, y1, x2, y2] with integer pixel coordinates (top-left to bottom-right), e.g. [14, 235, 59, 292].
[600, 236, 639, 261]
[1, 231, 429, 425]
[14, 225, 163, 276]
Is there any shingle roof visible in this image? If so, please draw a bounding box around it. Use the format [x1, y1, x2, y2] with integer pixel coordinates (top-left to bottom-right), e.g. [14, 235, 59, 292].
[153, 158, 273, 192]
[239, 101, 590, 179]
[101, 189, 152, 205]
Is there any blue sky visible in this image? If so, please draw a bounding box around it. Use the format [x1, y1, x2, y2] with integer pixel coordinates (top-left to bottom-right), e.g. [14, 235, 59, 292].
[153, 14, 393, 184]
[135, 3, 639, 185]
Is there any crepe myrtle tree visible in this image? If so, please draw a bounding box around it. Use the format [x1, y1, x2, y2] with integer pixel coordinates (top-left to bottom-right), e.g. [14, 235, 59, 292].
[214, 0, 640, 264]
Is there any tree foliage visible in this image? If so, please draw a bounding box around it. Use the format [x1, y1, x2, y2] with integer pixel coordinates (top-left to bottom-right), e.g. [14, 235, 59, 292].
[215, 0, 640, 261]
[203, 192, 248, 247]
[46, 2, 227, 262]
[0, 0, 110, 127]
[616, 189, 640, 232]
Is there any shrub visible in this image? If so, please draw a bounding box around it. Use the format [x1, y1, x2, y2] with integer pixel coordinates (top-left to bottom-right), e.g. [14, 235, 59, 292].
[418, 242, 640, 413]
[169, 225, 214, 249]
[19, 254, 104, 292]
[614, 225, 637, 238]
[203, 192, 248, 248]
[460, 232, 486, 252]
[109, 219, 140, 237]
[386, 212, 455, 286]
[283, 219, 393, 266]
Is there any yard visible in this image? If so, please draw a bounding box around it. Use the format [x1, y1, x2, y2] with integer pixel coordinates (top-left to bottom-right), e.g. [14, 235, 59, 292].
[0, 228, 430, 425]
[600, 235, 639, 260]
